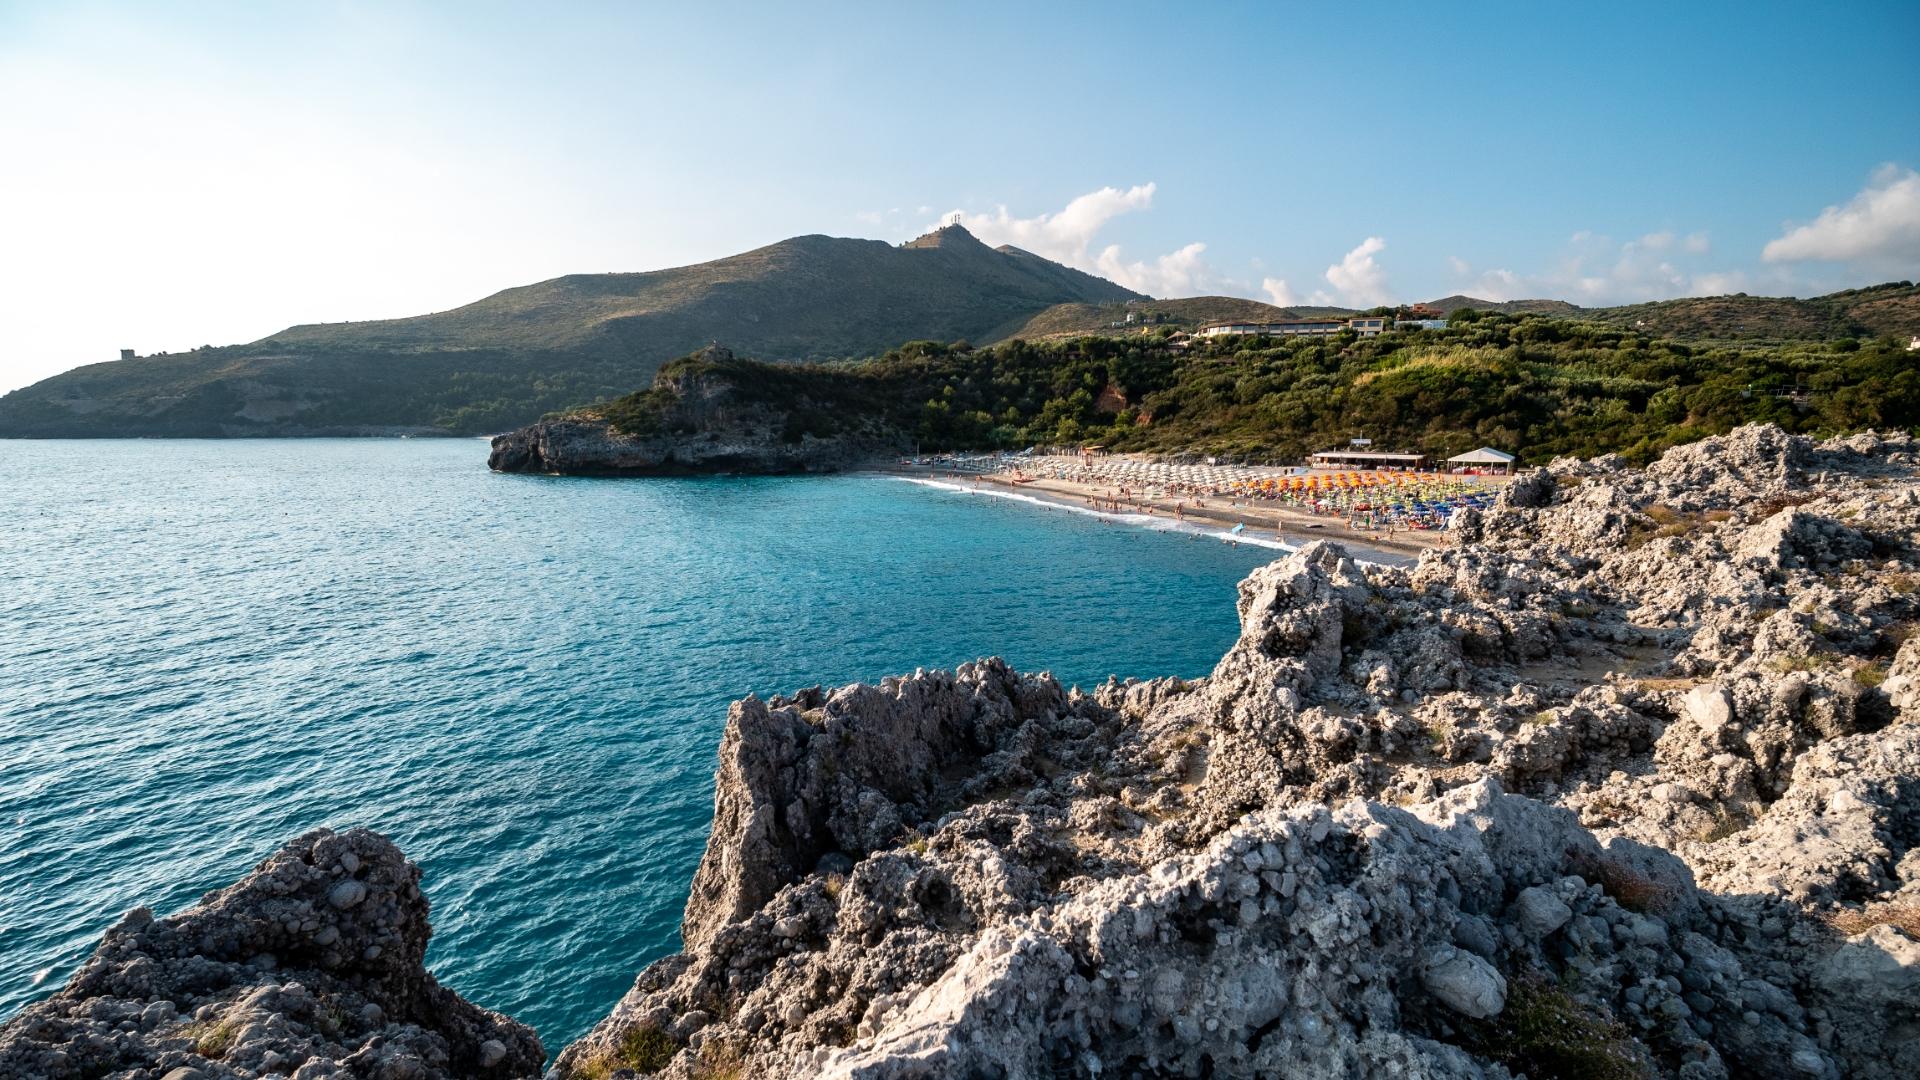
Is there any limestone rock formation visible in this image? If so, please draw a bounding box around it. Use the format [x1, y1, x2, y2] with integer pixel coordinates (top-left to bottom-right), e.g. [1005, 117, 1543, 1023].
[487, 346, 905, 476]
[0, 828, 540, 1080]
[8, 423, 1915, 1079]
[558, 424, 1919, 1079]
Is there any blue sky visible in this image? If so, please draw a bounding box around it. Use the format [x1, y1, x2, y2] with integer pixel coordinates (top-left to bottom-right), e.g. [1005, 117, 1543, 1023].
[2, 0, 1917, 391]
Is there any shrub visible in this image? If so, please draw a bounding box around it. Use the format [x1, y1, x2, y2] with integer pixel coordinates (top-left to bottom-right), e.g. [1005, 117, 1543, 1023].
[1460, 971, 1655, 1080]
[1568, 851, 1677, 915]
[692, 1040, 747, 1080]
[1697, 808, 1748, 843]
[1626, 505, 1733, 548]
[1766, 652, 1836, 673]
[1752, 492, 1817, 518]
[574, 1025, 677, 1079]
[181, 1019, 240, 1059]
[1827, 902, 1920, 937]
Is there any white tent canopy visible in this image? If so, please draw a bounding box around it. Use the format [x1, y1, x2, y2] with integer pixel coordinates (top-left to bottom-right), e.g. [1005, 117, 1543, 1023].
[1447, 447, 1516, 465]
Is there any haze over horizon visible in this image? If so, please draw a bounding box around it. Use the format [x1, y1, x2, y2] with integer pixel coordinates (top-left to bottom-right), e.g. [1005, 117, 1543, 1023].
[2, 0, 1916, 395]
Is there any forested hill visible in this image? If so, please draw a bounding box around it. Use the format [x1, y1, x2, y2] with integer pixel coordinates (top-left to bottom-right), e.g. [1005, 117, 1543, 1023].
[986, 283, 1920, 346]
[586, 313, 1918, 465]
[1575, 281, 1920, 341]
[0, 225, 1139, 438]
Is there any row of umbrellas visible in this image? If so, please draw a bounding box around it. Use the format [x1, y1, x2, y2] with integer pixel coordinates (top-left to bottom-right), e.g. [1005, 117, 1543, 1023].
[1228, 471, 1496, 526]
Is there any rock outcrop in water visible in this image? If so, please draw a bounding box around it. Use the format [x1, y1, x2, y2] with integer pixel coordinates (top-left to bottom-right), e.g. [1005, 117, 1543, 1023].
[9, 423, 1918, 1079]
[487, 346, 905, 476]
[0, 828, 540, 1080]
[554, 424, 1920, 1079]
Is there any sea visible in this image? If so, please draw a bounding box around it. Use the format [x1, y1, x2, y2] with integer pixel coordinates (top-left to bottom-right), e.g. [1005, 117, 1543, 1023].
[0, 438, 1282, 1051]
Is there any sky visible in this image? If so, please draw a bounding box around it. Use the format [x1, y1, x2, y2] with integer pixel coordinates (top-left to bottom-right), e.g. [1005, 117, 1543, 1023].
[2, 1, 1917, 394]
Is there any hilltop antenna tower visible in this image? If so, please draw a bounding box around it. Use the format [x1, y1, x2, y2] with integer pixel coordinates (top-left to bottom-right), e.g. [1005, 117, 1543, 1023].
[945, 212, 963, 228]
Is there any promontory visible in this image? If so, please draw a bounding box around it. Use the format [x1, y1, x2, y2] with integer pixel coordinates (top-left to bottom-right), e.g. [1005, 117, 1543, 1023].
[487, 346, 907, 476]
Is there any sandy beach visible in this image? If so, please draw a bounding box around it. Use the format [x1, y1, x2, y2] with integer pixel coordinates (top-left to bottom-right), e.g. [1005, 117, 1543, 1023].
[882, 456, 1487, 566]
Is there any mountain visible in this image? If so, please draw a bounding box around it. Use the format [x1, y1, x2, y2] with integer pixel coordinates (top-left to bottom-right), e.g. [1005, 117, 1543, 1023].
[0, 224, 1141, 437]
[983, 296, 1354, 342]
[1420, 294, 1582, 316]
[1578, 281, 1920, 341]
[985, 294, 1588, 344]
[1428, 284, 1920, 340]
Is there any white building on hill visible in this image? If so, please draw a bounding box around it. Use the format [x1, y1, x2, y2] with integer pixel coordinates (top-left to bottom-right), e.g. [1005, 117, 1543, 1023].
[1198, 316, 1387, 339]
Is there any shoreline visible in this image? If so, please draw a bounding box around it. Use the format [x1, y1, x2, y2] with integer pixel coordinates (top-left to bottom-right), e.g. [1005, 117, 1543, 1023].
[879, 463, 1434, 566]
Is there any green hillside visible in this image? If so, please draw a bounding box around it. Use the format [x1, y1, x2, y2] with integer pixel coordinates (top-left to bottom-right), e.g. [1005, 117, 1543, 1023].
[987, 294, 1585, 344]
[577, 313, 1917, 465]
[984, 296, 1353, 342]
[1578, 281, 1920, 341]
[1422, 295, 1583, 317]
[5, 223, 1911, 441]
[0, 225, 1139, 437]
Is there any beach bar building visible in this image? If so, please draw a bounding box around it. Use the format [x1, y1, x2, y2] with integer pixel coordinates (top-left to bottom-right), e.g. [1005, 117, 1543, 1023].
[1309, 448, 1430, 470]
[1446, 447, 1518, 474]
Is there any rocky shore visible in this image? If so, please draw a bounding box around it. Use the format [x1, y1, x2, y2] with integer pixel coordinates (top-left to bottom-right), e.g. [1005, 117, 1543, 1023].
[0, 829, 540, 1080]
[487, 347, 904, 476]
[6, 423, 1917, 1079]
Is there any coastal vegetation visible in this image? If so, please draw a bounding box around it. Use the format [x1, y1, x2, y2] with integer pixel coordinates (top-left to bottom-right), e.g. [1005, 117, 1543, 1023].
[1459, 972, 1653, 1080]
[1574, 280, 1920, 342]
[3, 213, 1911, 441]
[585, 312, 1919, 464]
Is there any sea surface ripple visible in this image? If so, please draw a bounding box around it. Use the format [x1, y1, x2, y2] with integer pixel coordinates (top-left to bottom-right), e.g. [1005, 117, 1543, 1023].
[0, 439, 1277, 1048]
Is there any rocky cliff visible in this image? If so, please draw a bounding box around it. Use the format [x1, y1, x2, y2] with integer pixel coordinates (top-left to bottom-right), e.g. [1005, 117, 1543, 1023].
[0, 828, 540, 1080]
[556, 424, 1920, 1079]
[487, 346, 906, 476]
[7, 423, 1918, 1079]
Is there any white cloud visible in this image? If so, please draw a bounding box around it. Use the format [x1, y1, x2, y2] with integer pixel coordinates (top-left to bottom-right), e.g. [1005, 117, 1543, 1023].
[1324, 236, 1390, 306]
[1691, 270, 1749, 295]
[942, 183, 1151, 262]
[1095, 241, 1211, 297]
[1468, 268, 1524, 302]
[1447, 255, 1470, 276]
[1261, 277, 1298, 307]
[1454, 230, 1739, 304]
[1763, 164, 1920, 267]
[937, 183, 1222, 296]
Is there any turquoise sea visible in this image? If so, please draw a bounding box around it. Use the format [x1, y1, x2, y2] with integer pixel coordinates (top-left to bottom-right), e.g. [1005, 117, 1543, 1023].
[0, 439, 1279, 1050]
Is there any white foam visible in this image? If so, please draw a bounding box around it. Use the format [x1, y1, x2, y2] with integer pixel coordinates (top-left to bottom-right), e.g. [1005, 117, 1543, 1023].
[892, 476, 1302, 552]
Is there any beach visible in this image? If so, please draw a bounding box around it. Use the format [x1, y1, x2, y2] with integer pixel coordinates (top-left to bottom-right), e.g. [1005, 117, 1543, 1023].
[885, 453, 1511, 565]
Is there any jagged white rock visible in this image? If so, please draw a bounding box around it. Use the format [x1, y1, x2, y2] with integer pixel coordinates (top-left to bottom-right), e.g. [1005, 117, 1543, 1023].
[0, 828, 540, 1080]
[555, 427, 1920, 1079]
